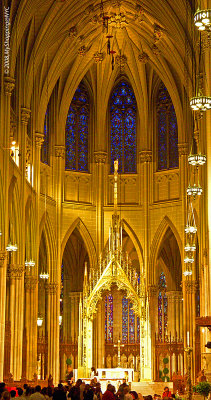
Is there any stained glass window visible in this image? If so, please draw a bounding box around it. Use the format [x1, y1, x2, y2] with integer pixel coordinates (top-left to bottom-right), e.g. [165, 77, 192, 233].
[65, 83, 89, 172]
[110, 81, 136, 173]
[129, 303, 135, 343]
[41, 105, 49, 165]
[122, 297, 128, 343]
[122, 297, 138, 343]
[158, 272, 168, 338]
[105, 294, 113, 343]
[157, 83, 178, 171]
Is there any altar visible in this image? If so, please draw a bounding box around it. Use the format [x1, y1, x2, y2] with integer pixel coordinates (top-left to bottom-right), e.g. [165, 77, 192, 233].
[97, 368, 134, 383]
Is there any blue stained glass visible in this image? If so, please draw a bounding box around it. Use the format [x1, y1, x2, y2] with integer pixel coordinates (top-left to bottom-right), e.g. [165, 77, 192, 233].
[129, 303, 135, 343]
[158, 272, 168, 338]
[110, 81, 136, 173]
[169, 105, 179, 168]
[122, 297, 128, 343]
[157, 82, 178, 171]
[41, 106, 49, 165]
[105, 294, 113, 343]
[65, 83, 89, 171]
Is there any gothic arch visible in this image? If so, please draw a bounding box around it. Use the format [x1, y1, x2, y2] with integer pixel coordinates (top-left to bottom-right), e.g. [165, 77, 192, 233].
[149, 216, 182, 285]
[121, 219, 144, 273]
[61, 217, 97, 268]
[39, 211, 57, 280]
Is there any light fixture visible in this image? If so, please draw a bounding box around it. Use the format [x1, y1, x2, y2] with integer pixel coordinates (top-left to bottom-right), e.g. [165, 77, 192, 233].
[39, 272, 49, 279]
[184, 243, 196, 252]
[25, 260, 35, 267]
[188, 153, 206, 166]
[6, 242, 18, 251]
[187, 183, 203, 197]
[0, 231, 2, 236]
[184, 256, 194, 264]
[37, 316, 43, 327]
[194, 9, 211, 30]
[59, 315, 62, 325]
[185, 224, 197, 234]
[190, 95, 211, 111]
[183, 269, 193, 276]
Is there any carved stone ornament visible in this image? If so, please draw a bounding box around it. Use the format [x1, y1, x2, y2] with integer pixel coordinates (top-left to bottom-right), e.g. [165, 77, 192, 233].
[115, 55, 127, 68]
[148, 284, 157, 297]
[21, 108, 31, 125]
[94, 151, 107, 164]
[178, 143, 189, 156]
[0, 251, 8, 268]
[8, 264, 25, 279]
[139, 150, 152, 163]
[93, 52, 104, 63]
[153, 24, 164, 43]
[46, 282, 59, 295]
[69, 26, 77, 38]
[138, 52, 149, 63]
[4, 76, 15, 96]
[55, 145, 65, 159]
[35, 132, 45, 148]
[151, 44, 160, 56]
[182, 280, 198, 294]
[25, 276, 38, 292]
[78, 46, 87, 56]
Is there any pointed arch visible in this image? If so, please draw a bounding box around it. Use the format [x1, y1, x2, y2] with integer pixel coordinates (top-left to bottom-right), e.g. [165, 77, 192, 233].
[149, 216, 182, 285]
[61, 218, 97, 268]
[39, 211, 57, 279]
[121, 219, 144, 272]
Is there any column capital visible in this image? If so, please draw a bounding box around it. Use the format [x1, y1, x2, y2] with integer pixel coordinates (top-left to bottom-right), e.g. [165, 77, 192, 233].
[0, 251, 8, 267]
[55, 145, 65, 159]
[139, 150, 152, 163]
[4, 76, 15, 96]
[8, 264, 25, 279]
[46, 282, 59, 294]
[182, 280, 198, 293]
[148, 284, 158, 298]
[94, 151, 107, 164]
[35, 132, 45, 148]
[21, 107, 31, 125]
[25, 276, 38, 292]
[178, 143, 189, 156]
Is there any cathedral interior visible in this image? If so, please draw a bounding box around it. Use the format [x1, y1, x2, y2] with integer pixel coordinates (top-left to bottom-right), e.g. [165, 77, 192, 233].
[0, 0, 211, 389]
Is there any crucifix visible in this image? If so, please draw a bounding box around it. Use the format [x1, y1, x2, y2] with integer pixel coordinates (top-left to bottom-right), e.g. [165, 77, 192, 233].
[114, 339, 124, 367]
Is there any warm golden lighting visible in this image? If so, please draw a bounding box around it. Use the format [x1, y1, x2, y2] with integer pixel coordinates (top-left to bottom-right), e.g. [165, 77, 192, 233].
[190, 96, 211, 111]
[194, 9, 211, 30]
[6, 242, 18, 251]
[184, 243, 196, 252]
[188, 153, 206, 166]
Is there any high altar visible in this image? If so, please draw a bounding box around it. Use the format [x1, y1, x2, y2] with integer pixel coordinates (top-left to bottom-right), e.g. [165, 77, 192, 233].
[77, 161, 152, 381]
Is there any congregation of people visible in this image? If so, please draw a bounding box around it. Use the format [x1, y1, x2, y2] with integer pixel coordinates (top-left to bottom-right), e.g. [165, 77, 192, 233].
[0, 379, 175, 400]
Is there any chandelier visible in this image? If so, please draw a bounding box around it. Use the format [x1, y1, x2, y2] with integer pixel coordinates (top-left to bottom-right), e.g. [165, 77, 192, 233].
[194, 9, 211, 31]
[6, 242, 18, 251]
[190, 95, 211, 111]
[183, 269, 193, 276]
[37, 316, 43, 327]
[184, 243, 196, 252]
[39, 272, 49, 279]
[187, 182, 203, 197]
[25, 260, 35, 267]
[188, 153, 206, 166]
[184, 256, 194, 264]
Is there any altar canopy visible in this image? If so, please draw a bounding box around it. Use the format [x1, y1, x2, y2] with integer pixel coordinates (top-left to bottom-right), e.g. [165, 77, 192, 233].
[78, 161, 151, 380]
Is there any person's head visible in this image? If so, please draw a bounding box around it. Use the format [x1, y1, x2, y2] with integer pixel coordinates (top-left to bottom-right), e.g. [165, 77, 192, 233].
[76, 379, 82, 387]
[84, 389, 94, 400]
[58, 384, 63, 390]
[35, 386, 41, 393]
[123, 379, 126, 384]
[107, 384, 113, 392]
[130, 391, 138, 400]
[2, 392, 10, 400]
[10, 391, 16, 399]
[23, 385, 28, 390]
[17, 388, 23, 397]
[123, 387, 130, 395]
[41, 388, 47, 395]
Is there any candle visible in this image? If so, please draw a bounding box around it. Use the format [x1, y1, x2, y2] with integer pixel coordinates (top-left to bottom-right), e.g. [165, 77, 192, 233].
[187, 331, 190, 347]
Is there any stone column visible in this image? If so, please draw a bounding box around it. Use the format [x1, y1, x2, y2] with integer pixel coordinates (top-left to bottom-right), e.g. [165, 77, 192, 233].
[8, 264, 25, 380]
[46, 282, 59, 385]
[25, 276, 38, 379]
[148, 285, 158, 381]
[94, 152, 107, 256]
[0, 252, 8, 381]
[0, 78, 15, 382]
